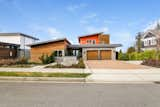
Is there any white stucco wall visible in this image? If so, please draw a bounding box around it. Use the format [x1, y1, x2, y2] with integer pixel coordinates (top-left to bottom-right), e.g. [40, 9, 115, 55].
[20, 36, 36, 49]
[0, 35, 21, 44]
[0, 35, 37, 49]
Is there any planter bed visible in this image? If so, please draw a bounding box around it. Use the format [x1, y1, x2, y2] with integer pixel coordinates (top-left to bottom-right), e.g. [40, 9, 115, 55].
[45, 64, 85, 69]
[142, 59, 160, 68]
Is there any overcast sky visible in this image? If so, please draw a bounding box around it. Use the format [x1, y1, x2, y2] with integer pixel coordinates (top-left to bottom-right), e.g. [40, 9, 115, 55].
[0, 0, 160, 51]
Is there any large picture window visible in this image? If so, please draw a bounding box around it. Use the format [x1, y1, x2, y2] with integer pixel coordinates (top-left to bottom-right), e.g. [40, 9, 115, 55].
[55, 50, 62, 57]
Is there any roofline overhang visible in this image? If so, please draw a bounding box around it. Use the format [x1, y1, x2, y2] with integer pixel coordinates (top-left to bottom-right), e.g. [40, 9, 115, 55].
[68, 44, 122, 49]
[78, 32, 104, 42]
[27, 38, 71, 47]
[0, 32, 39, 40]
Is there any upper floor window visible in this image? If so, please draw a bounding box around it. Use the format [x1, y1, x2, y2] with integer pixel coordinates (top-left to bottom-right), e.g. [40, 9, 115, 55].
[86, 40, 96, 44]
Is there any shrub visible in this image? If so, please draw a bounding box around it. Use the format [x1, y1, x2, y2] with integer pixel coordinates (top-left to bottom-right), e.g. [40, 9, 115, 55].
[0, 59, 18, 65]
[142, 59, 160, 68]
[77, 58, 85, 68]
[118, 53, 129, 60]
[39, 52, 56, 64]
[119, 50, 160, 61]
[16, 57, 28, 64]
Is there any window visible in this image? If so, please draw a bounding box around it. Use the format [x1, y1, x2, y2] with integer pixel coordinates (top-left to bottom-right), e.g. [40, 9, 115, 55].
[92, 40, 96, 44]
[86, 40, 96, 44]
[55, 50, 63, 57]
[86, 40, 91, 44]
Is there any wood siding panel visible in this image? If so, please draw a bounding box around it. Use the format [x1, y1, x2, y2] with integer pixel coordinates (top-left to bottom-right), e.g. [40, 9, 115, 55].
[0, 48, 17, 59]
[100, 50, 111, 60]
[99, 34, 110, 44]
[30, 41, 67, 62]
[87, 50, 98, 60]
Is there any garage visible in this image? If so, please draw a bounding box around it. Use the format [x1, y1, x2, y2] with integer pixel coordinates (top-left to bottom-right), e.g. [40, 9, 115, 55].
[100, 50, 112, 60]
[87, 50, 98, 60]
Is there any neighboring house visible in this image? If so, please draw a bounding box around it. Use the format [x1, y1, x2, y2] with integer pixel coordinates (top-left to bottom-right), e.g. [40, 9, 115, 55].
[0, 42, 19, 59]
[29, 38, 71, 62]
[0, 33, 39, 58]
[135, 23, 160, 51]
[29, 32, 121, 62]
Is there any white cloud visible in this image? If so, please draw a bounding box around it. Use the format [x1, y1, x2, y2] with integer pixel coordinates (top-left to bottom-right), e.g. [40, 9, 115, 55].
[80, 13, 97, 25]
[111, 31, 134, 52]
[30, 25, 64, 39]
[67, 3, 87, 12]
[47, 27, 64, 39]
[85, 26, 109, 34]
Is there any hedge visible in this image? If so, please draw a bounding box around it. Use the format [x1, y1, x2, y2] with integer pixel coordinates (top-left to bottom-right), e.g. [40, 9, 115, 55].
[118, 50, 160, 60]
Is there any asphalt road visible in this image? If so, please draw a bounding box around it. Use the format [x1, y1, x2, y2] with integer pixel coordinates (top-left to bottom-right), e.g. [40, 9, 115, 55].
[0, 82, 160, 107]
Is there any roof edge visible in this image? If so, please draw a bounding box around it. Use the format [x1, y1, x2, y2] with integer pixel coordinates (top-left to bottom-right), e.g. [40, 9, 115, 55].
[28, 38, 71, 47]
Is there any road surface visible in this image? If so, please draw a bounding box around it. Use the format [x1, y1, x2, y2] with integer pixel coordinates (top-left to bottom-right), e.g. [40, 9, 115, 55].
[0, 82, 160, 107]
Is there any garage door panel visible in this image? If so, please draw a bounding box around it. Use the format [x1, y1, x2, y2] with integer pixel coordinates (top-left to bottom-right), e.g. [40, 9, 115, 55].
[87, 50, 98, 60]
[100, 50, 111, 60]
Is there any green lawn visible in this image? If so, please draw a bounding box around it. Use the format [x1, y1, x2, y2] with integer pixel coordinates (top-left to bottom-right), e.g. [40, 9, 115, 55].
[0, 72, 90, 78]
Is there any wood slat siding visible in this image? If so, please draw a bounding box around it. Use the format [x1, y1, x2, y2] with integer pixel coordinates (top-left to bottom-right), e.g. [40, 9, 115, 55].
[30, 41, 68, 62]
[0, 48, 17, 59]
[87, 50, 98, 60]
[100, 50, 111, 60]
[99, 34, 110, 44]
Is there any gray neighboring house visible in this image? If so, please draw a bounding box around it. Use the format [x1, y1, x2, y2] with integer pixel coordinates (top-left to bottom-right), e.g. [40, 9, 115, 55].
[0, 33, 39, 58]
[135, 23, 160, 51]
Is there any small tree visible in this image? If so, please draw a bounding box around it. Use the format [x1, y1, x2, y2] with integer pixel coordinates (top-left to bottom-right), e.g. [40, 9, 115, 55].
[136, 32, 142, 53]
[127, 46, 135, 54]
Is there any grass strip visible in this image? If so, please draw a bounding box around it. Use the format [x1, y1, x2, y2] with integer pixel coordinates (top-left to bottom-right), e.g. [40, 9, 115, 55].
[0, 72, 90, 78]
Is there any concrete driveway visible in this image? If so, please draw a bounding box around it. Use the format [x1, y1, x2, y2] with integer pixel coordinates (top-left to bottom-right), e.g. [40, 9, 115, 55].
[85, 60, 160, 83]
[85, 60, 150, 69]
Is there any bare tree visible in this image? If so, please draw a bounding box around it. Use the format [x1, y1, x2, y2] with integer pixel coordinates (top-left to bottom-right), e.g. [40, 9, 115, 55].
[136, 32, 142, 53]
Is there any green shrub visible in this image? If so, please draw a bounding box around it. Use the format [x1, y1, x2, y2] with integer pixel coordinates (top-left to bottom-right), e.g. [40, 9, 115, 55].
[119, 50, 160, 61]
[39, 52, 56, 64]
[17, 57, 28, 64]
[77, 58, 85, 68]
[118, 53, 129, 60]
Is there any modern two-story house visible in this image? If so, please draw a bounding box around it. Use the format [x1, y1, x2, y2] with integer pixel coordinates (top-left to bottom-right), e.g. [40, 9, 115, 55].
[29, 32, 121, 62]
[0, 33, 39, 58]
[69, 32, 121, 60]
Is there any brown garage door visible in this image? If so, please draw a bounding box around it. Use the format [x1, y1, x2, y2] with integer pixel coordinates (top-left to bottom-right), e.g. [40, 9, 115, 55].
[100, 50, 112, 60]
[87, 50, 98, 60]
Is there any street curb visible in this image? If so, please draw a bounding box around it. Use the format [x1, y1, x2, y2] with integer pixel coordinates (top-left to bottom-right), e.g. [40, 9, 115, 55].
[0, 77, 86, 82]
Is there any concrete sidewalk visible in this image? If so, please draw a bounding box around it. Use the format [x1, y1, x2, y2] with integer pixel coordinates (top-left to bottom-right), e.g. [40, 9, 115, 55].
[86, 68, 160, 83]
[0, 67, 90, 73]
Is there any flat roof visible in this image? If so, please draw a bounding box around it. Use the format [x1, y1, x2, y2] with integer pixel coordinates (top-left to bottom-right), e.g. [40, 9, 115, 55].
[28, 38, 71, 47]
[68, 44, 122, 49]
[0, 33, 39, 40]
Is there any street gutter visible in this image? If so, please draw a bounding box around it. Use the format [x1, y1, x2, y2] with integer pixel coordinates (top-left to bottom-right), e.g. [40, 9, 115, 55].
[0, 77, 86, 82]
